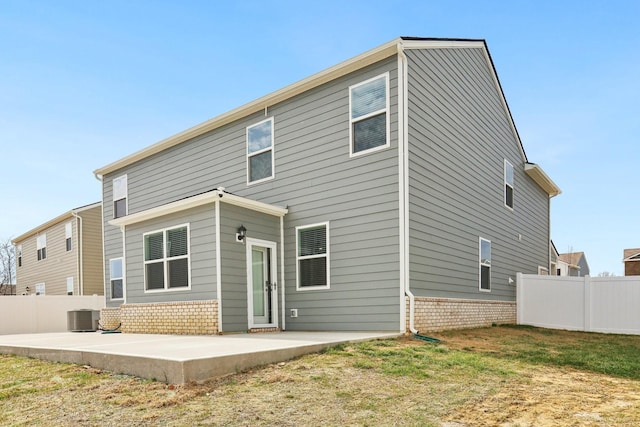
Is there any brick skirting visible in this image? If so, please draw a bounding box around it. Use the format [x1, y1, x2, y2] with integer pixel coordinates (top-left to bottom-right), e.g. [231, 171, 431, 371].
[406, 297, 516, 333]
[102, 300, 219, 335]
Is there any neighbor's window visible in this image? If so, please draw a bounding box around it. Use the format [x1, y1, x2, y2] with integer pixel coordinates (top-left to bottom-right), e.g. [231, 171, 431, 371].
[35, 282, 45, 295]
[349, 73, 389, 156]
[110, 258, 124, 299]
[17, 245, 22, 267]
[66, 277, 74, 295]
[144, 225, 190, 291]
[65, 222, 72, 251]
[480, 238, 491, 291]
[36, 234, 47, 261]
[113, 175, 128, 218]
[247, 118, 274, 184]
[296, 223, 329, 290]
[505, 160, 514, 209]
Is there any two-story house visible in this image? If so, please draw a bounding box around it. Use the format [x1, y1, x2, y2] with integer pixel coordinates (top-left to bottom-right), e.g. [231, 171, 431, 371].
[94, 37, 560, 335]
[12, 202, 104, 296]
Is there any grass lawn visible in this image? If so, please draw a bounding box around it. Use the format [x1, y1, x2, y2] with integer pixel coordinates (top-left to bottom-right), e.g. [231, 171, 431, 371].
[1, 325, 639, 426]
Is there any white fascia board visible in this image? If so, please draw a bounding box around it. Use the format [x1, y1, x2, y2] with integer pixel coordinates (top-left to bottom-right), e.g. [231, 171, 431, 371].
[524, 163, 562, 197]
[108, 191, 287, 227]
[400, 39, 485, 50]
[94, 39, 401, 177]
[623, 253, 640, 262]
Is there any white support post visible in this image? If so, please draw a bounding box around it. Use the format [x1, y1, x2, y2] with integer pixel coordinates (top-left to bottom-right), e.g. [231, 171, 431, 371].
[583, 275, 591, 332]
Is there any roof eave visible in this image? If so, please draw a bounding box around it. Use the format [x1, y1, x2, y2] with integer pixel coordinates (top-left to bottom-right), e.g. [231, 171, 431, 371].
[524, 163, 561, 197]
[94, 38, 403, 177]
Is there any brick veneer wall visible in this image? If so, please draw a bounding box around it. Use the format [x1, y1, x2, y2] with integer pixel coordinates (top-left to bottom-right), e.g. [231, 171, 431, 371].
[406, 297, 516, 333]
[100, 307, 122, 330]
[102, 300, 219, 335]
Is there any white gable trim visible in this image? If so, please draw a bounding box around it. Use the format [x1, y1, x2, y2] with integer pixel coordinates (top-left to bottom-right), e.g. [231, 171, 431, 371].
[108, 189, 287, 227]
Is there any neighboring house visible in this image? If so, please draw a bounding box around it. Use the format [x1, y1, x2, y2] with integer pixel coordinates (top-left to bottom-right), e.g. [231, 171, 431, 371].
[548, 240, 559, 275]
[12, 203, 104, 296]
[94, 37, 560, 335]
[623, 248, 640, 276]
[0, 284, 16, 295]
[557, 252, 590, 277]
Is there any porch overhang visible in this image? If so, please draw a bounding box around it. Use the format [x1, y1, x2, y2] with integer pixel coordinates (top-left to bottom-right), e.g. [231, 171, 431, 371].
[524, 163, 561, 197]
[108, 189, 288, 227]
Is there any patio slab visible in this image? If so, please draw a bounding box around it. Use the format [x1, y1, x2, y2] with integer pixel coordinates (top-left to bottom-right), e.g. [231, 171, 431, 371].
[0, 331, 400, 384]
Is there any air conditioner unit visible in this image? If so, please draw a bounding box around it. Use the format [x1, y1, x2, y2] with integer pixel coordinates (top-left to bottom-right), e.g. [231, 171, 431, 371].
[67, 309, 99, 332]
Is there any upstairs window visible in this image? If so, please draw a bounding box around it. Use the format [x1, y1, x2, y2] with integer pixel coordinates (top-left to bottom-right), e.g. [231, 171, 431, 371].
[17, 245, 22, 267]
[110, 258, 124, 299]
[480, 238, 491, 292]
[113, 175, 128, 218]
[247, 118, 274, 184]
[144, 225, 190, 291]
[66, 277, 74, 295]
[65, 222, 72, 251]
[349, 73, 389, 156]
[505, 160, 514, 209]
[35, 282, 45, 295]
[36, 234, 47, 261]
[296, 223, 330, 290]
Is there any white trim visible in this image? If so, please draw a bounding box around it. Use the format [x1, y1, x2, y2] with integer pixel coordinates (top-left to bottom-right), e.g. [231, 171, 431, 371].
[108, 189, 287, 227]
[623, 253, 640, 262]
[109, 257, 124, 300]
[142, 223, 191, 293]
[524, 163, 562, 197]
[479, 237, 492, 292]
[504, 159, 514, 210]
[295, 222, 330, 291]
[280, 216, 286, 330]
[349, 72, 391, 157]
[246, 237, 279, 329]
[246, 117, 275, 185]
[401, 39, 485, 50]
[215, 200, 223, 332]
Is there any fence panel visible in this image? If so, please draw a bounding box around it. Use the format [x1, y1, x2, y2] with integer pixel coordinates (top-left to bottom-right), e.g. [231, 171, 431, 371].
[0, 295, 105, 335]
[517, 273, 640, 335]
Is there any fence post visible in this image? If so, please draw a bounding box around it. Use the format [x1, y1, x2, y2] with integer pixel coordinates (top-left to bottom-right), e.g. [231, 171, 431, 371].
[516, 272, 523, 325]
[583, 275, 591, 332]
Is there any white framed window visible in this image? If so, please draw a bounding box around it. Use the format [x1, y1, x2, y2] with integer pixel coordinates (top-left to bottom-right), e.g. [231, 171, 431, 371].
[113, 175, 128, 218]
[17, 245, 22, 267]
[143, 224, 190, 291]
[109, 258, 124, 299]
[296, 222, 330, 290]
[36, 233, 47, 261]
[66, 277, 74, 295]
[349, 73, 390, 156]
[35, 282, 45, 295]
[504, 160, 514, 209]
[65, 222, 72, 251]
[479, 237, 491, 292]
[247, 118, 274, 184]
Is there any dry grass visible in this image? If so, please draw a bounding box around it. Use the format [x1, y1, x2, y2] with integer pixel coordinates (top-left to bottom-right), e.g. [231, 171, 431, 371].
[1, 327, 639, 426]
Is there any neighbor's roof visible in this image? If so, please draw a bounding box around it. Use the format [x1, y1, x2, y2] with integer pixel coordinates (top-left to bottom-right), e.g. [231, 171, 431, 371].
[92, 36, 560, 196]
[11, 202, 102, 244]
[558, 252, 585, 269]
[623, 248, 640, 261]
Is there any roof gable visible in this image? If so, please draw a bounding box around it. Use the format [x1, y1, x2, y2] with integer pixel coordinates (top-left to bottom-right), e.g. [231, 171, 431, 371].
[624, 248, 640, 261]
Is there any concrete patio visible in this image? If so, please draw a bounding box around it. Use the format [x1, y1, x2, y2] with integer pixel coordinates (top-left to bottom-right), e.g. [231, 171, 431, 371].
[0, 331, 400, 384]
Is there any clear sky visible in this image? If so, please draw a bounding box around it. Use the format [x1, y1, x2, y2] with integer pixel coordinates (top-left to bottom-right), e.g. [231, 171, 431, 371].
[1, 1, 638, 275]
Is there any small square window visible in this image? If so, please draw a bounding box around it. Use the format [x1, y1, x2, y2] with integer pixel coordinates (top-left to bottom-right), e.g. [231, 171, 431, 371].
[505, 160, 514, 209]
[113, 175, 128, 218]
[480, 238, 491, 291]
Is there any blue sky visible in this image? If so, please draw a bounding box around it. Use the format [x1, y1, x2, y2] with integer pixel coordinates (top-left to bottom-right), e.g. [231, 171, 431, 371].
[1, 1, 638, 275]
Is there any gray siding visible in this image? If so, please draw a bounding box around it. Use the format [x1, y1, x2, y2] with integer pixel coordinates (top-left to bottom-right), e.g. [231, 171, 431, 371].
[406, 47, 549, 301]
[123, 204, 217, 304]
[102, 57, 402, 331]
[219, 203, 281, 332]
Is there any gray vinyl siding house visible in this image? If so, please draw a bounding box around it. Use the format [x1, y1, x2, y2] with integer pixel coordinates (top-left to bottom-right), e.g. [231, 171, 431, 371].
[95, 37, 560, 335]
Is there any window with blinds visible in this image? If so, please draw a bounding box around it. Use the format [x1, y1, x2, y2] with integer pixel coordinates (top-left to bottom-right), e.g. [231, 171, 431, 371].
[65, 222, 72, 251]
[113, 175, 128, 219]
[296, 223, 329, 290]
[143, 225, 190, 291]
[480, 238, 491, 291]
[36, 233, 46, 261]
[505, 160, 514, 209]
[349, 73, 389, 156]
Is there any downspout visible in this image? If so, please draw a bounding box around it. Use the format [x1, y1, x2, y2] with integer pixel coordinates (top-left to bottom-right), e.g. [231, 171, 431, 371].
[280, 216, 286, 331]
[397, 42, 418, 334]
[215, 199, 223, 332]
[71, 211, 83, 295]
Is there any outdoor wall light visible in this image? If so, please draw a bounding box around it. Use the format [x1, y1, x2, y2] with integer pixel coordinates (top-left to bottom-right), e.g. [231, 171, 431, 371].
[236, 225, 247, 242]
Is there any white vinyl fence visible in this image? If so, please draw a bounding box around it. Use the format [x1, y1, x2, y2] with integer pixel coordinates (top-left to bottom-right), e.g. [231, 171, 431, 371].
[0, 295, 105, 335]
[517, 273, 640, 335]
